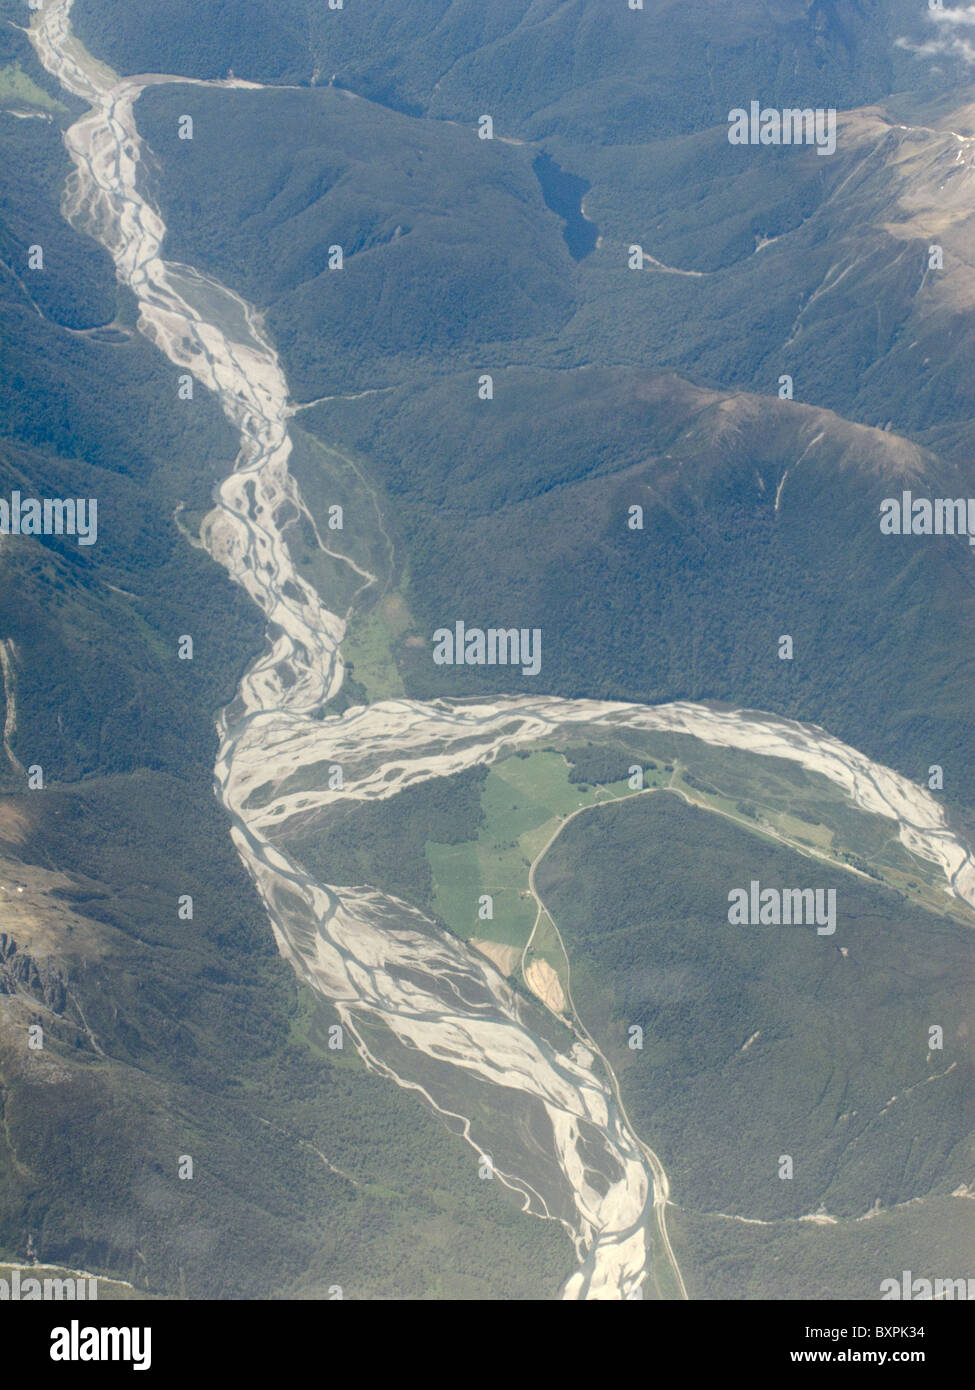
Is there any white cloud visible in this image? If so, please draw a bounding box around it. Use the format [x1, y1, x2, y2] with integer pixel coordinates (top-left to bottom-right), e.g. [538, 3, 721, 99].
[896, 8, 975, 64]
[930, 5, 975, 26]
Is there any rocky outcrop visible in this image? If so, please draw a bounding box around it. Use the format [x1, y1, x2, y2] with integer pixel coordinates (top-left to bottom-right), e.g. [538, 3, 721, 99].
[0, 932, 68, 1014]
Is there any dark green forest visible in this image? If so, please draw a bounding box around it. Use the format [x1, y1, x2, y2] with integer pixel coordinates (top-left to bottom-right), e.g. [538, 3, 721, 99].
[308, 369, 975, 807]
[537, 793, 974, 1234]
[128, 68, 975, 817]
[136, 82, 576, 399]
[75, 0, 931, 144]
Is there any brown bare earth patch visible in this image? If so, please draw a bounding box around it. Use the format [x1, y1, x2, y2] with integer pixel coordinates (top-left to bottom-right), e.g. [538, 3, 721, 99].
[524, 959, 566, 1015]
[470, 938, 520, 976]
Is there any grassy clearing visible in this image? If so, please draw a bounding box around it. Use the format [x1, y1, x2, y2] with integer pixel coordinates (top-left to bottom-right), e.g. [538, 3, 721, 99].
[428, 731, 975, 1010]
[0, 63, 65, 113]
[427, 749, 632, 954]
[340, 588, 413, 700]
[524, 910, 566, 977]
